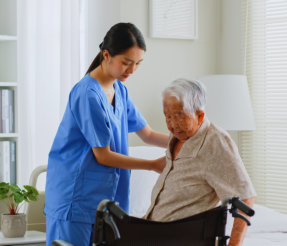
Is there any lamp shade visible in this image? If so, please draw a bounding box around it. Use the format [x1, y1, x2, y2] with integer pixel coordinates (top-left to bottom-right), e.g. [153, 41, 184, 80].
[198, 74, 255, 131]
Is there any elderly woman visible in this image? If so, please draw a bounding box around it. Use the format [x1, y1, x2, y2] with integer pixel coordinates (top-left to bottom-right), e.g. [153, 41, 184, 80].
[145, 79, 256, 246]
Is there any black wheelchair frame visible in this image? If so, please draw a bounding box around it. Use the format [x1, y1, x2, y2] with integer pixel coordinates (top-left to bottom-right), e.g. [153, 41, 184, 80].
[93, 196, 254, 246]
[52, 196, 254, 246]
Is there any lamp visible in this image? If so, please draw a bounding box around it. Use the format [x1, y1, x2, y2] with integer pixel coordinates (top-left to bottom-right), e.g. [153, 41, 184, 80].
[198, 74, 255, 131]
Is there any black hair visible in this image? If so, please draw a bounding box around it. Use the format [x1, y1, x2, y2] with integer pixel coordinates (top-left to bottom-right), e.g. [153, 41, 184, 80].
[86, 22, 146, 74]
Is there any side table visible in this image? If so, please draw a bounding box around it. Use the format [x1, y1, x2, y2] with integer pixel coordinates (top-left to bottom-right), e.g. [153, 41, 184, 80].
[0, 231, 46, 246]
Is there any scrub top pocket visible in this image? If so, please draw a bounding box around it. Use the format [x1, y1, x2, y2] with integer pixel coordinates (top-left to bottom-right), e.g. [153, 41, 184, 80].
[81, 171, 120, 209]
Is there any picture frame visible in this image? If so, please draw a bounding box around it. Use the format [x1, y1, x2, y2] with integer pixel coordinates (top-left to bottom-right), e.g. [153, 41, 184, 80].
[149, 0, 198, 40]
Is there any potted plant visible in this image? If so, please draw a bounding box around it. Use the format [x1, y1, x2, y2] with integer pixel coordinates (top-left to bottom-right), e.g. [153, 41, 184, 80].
[0, 182, 39, 238]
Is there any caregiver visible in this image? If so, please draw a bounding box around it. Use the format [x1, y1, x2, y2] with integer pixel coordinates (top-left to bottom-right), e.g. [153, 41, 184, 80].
[45, 22, 169, 246]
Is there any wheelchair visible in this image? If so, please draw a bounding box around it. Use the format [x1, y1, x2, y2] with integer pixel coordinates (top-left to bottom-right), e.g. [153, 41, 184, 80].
[53, 196, 254, 246]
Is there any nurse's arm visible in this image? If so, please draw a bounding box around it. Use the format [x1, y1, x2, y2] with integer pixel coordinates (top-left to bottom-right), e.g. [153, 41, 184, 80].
[136, 125, 169, 148]
[92, 146, 166, 173]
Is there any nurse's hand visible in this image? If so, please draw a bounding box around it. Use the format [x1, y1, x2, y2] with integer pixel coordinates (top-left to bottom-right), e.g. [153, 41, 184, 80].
[153, 156, 166, 173]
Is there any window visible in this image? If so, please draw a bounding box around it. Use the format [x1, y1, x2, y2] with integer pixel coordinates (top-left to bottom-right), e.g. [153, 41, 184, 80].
[240, 0, 287, 213]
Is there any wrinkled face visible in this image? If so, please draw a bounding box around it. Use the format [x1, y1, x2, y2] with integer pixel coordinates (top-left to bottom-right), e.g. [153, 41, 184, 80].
[103, 46, 144, 82]
[163, 96, 203, 141]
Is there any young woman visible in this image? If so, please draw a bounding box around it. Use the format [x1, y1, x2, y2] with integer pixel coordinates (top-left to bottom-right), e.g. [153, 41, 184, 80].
[44, 23, 169, 245]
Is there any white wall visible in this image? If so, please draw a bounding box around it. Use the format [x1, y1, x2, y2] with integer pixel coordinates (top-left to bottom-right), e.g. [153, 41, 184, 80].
[119, 0, 222, 145]
[218, 0, 243, 75]
[217, 0, 243, 143]
[84, 0, 121, 73]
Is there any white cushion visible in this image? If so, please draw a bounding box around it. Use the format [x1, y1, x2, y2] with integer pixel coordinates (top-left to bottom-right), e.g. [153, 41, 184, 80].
[129, 146, 166, 217]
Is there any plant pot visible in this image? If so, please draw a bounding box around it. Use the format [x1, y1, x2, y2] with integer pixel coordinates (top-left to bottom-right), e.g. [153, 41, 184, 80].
[1, 213, 26, 238]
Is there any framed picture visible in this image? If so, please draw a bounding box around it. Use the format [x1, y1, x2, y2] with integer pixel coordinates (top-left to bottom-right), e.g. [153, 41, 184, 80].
[149, 0, 198, 39]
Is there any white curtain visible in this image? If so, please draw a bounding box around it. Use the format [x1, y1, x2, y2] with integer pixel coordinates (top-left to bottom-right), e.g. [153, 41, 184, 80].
[239, 0, 287, 214]
[18, 0, 83, 186]
[17, 0, 121, 186]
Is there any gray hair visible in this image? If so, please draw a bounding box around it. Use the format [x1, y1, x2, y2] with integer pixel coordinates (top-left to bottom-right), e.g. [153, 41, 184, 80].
[162, 78, 206, 114]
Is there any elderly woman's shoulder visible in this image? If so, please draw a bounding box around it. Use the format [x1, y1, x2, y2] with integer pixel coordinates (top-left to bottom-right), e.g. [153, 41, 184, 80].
[205, 122, 238, 151]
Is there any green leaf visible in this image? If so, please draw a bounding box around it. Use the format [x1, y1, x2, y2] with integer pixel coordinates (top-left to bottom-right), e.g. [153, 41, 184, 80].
[24, 185, 39, 195]
[0, 182, 9, 187]
[0, 188, 9, 195]
[0, 183, 10, 196]
[13, 192, 25, 204]
[10, 184, 21, 193]
[28, 194, 38, 201]
[0, 183, 39, 211]
[0, 194, 8, 200]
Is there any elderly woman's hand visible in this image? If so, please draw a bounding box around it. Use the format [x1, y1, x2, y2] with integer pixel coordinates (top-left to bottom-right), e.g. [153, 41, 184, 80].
[152, 156, 166, 173]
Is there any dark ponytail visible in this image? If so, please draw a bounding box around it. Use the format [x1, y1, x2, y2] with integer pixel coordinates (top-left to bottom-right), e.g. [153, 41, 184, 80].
[86, 53, 102, 75]
[86, 23, 146, 74]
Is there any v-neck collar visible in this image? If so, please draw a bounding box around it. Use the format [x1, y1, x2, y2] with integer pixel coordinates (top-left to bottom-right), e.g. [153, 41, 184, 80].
[87, 74, 120, 115]
[167, 117, 210, 160]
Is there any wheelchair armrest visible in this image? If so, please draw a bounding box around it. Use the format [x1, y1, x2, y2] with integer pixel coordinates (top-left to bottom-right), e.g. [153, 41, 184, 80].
[52, 240, 74, 246]
[231, 197, 254, 216]
[222, 196, 255, 216]
[222, 196, 255, 226]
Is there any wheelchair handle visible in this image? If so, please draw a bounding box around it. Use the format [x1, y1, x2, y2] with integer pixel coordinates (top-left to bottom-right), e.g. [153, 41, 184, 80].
[222, 196, 255, 226]
[103, 213, 121, 240]
[231, 197, 254, 216]
[107, 202, 127, 220]
[230, 208, 251, 226]
[96, 200, 125, 242]
[97, 200, 127, 220]
[97, 199, 112, 212]
[222, 196, 255, 216]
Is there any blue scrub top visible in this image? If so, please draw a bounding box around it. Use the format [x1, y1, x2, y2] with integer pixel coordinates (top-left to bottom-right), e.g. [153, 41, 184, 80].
[44, 75, 147, 224]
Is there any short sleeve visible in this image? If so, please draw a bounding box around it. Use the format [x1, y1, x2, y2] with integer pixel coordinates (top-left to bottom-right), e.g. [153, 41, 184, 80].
[204, 136, 256, 201]
[70, 86, 111, 148]
[127, 94, 147, 133]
